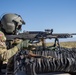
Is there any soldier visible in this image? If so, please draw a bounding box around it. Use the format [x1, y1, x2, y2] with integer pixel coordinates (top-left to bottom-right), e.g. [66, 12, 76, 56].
[0, 13, 26, 74]
[0, 30, 31, 74]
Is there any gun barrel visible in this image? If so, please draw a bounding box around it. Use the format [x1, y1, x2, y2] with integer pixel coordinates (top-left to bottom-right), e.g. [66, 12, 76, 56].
[71, 33, 76, 35]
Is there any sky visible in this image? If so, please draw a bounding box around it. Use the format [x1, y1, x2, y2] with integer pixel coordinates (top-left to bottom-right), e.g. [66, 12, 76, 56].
[0, 0, 76, 41]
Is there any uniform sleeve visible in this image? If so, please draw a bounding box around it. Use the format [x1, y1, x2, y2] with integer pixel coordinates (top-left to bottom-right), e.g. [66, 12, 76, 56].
[6, 46, 18, 60]
[2, 40, 31, 60]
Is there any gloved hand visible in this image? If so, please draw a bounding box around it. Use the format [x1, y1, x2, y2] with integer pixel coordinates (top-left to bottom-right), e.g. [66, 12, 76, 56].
[17, 40, 30, 50]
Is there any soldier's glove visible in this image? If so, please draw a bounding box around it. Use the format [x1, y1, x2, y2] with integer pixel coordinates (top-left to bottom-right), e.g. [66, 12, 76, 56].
[17, 40, 29, 50]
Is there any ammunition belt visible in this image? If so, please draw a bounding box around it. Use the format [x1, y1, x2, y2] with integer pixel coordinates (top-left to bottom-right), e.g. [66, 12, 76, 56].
[14, 47, 76, 74]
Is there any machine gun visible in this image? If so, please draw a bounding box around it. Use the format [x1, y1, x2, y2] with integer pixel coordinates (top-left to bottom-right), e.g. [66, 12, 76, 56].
[6, 29, 75, 40]
[5, 29, 76, 49]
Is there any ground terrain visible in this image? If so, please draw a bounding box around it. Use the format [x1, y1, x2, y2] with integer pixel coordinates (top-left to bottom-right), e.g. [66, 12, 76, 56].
[46, 41, 76, 48]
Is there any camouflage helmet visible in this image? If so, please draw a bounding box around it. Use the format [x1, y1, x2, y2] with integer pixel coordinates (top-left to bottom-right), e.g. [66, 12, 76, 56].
[0, 31, 6, 41]
[0, 13, 25, 34]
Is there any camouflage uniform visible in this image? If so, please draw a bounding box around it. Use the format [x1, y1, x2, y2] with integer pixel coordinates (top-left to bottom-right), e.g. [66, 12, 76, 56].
[0, 31, 29, 73]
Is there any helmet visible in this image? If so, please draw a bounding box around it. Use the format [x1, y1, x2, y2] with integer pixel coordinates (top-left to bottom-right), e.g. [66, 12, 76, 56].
[0, 13, 25, 34]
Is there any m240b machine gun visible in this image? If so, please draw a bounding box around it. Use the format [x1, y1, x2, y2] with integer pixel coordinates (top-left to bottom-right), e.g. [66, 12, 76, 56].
[6, 29, 76, 41]
[6, 29, 76, 48]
